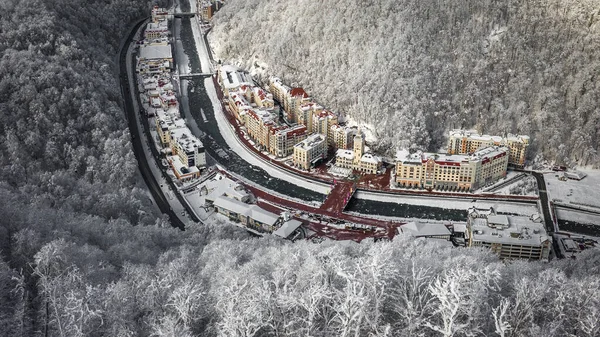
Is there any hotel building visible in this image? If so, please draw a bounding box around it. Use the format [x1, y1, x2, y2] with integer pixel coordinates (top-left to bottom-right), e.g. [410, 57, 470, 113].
[396, 146, 510, 191]
[335, 133, 382, 174]
[268, 124, 308, 157]
[293, 134, 327, 170]
[447, 130, 530, 167]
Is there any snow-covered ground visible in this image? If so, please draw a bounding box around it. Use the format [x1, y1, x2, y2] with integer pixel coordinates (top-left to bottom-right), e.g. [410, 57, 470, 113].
[545, 169, 600, 210]
[355, 190, 539, 216]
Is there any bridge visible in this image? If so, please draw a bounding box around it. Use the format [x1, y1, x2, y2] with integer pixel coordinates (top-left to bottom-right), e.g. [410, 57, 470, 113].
[320, 181, 357, 215]
[172, 12, 196, 18]
[177, 72, 214, 79]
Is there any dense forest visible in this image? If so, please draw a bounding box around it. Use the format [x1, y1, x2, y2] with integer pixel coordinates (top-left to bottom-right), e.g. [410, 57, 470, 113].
[209, 0, 600, 167]
[1, 0, 600, 335]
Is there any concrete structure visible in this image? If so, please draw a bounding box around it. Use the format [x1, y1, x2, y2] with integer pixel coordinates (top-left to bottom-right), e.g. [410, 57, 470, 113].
[268, 77, 290, 105]
[293, 134, 327, 170]
[447, 129, 530, 167]
[399, 222, 452, 239]
[396, 146, 509, 191]
[458, 207, 551, 260]
[285, 88, 311, 123]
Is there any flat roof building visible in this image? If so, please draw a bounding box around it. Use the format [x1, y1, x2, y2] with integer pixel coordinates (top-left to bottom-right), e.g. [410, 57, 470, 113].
[293, 134, 327, 170]
[458, 207, 551, 260]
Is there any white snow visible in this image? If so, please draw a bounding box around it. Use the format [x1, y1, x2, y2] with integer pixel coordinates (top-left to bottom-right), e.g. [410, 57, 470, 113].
[544, 169, 600, 210]
[355, 190, 539, 216]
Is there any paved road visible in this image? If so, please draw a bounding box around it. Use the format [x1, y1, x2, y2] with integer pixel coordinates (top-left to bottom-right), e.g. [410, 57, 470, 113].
[532, 171, 555, 234]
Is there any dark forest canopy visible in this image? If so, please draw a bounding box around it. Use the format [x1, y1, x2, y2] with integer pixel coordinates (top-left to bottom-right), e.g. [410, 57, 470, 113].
[209, 0, 600, 167]
[0, 0, 599, 335]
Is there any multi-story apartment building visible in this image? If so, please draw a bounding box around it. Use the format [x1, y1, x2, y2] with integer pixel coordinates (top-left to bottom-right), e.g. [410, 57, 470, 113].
[268, 77, 290, 105]
[136, 44, 173, 74]
[168, 128, 206, 180]
[311, 109, 338, 146]
[396, 146, 509, 191]
[246, 109, 276, 151]
[296, 102, 322, 133]
[459, 207, 551, 260]
[268, 124, 308, 157]
[447, 130, 530, 167]
[144, 20, 169, 39]
[284, 88, 310, 123]
[334, 133, 382, 174]
[151, 6, 169, 22]
[293, 134, 327, 170]
[252, 87, 274, 109]
[330, 125, 356, 150]
[155, 109, 186, 146]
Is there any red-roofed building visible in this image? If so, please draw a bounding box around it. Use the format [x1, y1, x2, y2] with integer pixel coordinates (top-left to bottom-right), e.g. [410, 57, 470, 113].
[268, 124, 308, 157]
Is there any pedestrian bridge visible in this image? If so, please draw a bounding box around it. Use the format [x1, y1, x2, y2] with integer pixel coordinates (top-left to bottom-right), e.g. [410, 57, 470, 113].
[177, 73, 214, 79]
[173, 12, 196, 18]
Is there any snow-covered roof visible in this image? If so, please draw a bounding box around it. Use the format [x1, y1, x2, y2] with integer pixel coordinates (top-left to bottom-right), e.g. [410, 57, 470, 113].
[213, 196, 280, 226]
[336, 149, 354, 160]
[469, 211, 549, 246]
[273, 219, 303, 238]
[139, 44, 172, 60]
[213, 195, 251, 215]
[400, 222, 451, 237]
[295, 134, 325, 150]
[204, 175, 250, 202]
[171, 127, 204, 153]
[220, 65, 252, 89]
[361, 153, 381, 164]
[168, 155, 199, 176]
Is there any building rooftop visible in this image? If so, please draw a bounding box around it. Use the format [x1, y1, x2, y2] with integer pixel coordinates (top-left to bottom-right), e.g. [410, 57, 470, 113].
[139, 44, 172, 60]
[295, 134, 325, 150]
[400, 222, 451, 237]
[213, 195, 280, 226]
[273, 219, 303, 238]
[220, 65, 252, 90]
[171, 127, 204, 153]
[336, 149, 354, 160]
[467, 207, 550, 246]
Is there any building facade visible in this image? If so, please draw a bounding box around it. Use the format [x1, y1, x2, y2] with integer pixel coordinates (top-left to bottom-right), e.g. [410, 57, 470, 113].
[396, 146, 509, 191]
[462, 207, 551, 260]
[268, 124, 308, 158]
[293, 134, 327, 170]
[447, 130, 530, 167]
[334, 133, 382, 174]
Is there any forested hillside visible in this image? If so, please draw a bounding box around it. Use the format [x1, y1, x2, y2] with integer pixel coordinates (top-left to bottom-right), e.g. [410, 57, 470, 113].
[1, 0, 600, 335]
[209, 0, 600, 167]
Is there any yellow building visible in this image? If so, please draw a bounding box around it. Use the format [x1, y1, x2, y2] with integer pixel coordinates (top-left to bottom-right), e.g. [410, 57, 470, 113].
[268, 77, 290, 105]
[284, 88, 311, 123]
[293, 134, 327, 170]
[252, 87, 274, 109]
[155, 109, 186, 146]
[396, 146, 509, 191]
[311, 109, 338, 147]
[246, 109, 276, 150]
[268, 124, 308, 158]
[330, 125, 356, 150]
[334, 133, 381, 174]
[447, 130, 529, 168]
